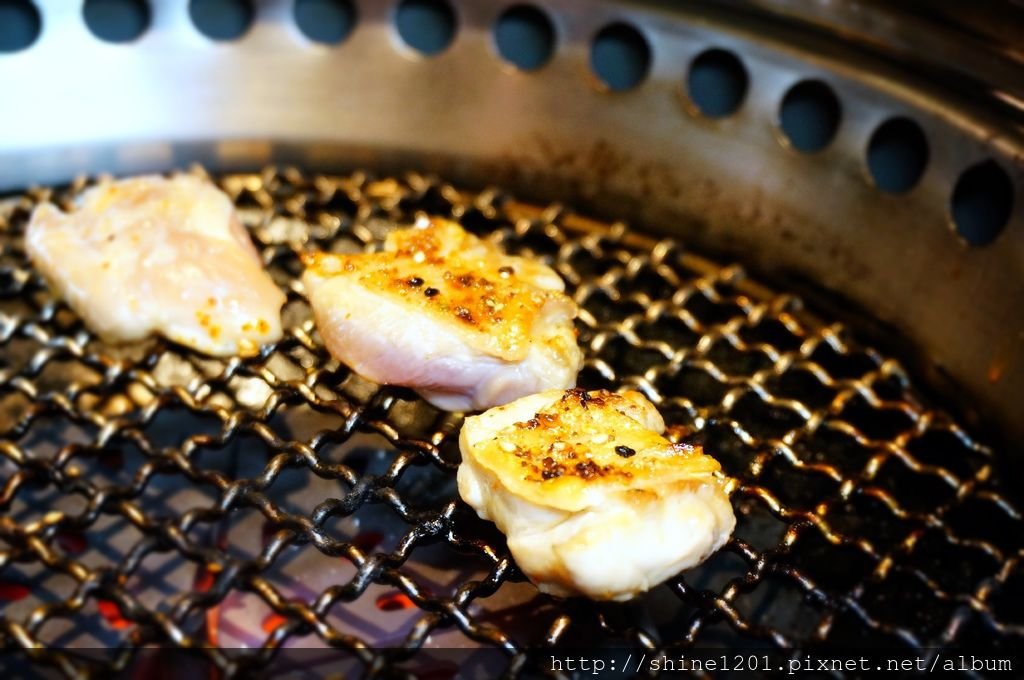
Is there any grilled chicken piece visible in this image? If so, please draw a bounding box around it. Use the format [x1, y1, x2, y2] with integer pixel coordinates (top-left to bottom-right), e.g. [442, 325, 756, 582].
[458, 388, 735, 600]
[25, 174, 285, 357]
[301, 218, 583, 411]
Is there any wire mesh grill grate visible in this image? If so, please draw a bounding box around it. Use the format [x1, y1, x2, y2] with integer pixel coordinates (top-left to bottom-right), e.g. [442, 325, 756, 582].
[0, 168, 1020, 678]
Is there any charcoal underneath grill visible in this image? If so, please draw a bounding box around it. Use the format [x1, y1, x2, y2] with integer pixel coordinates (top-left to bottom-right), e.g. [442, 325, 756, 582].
[0, 169, 1020, 678]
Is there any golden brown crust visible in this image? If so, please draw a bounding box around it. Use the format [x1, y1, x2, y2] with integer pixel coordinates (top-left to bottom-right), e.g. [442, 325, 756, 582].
[468, 389, 722, 511]
[302, 219, 576, 361]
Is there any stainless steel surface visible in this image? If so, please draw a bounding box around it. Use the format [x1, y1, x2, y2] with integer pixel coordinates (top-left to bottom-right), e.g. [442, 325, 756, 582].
[0, 0, 1019, 442]
[1, 170, 1019, 676]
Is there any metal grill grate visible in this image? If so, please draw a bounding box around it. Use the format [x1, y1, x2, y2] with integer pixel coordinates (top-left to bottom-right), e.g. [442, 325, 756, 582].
[0, 169, 1020, 678]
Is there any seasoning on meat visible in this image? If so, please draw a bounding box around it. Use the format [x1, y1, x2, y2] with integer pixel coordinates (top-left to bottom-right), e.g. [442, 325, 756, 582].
[301, 217, 583, 411]
[25, 174, 284, 357]
[458, 388, 735, 600]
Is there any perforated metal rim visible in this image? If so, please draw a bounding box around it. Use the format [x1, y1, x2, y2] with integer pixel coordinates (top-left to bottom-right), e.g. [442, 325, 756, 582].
[0, 169, 1020, 678]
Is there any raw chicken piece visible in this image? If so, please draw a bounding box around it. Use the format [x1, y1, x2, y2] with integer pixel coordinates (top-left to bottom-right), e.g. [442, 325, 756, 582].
[26, 175, 285, 357]
[301, 218, 582, 411]
[458, 388, 735, 600]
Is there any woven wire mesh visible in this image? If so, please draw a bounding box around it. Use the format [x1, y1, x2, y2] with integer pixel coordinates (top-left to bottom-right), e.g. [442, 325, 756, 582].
[0, 168, 1020, 678]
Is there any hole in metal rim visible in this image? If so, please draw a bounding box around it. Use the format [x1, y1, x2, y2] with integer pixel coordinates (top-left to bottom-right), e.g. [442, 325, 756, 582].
[83, 0, 150, 44]
[866, 117, 929, 194]
[0, 0, 40, 53]
[687, 48, 748, 118]
[189, 0, 253, 42]
[590, 22, 650, 92]
[779, 79, 841, 153]
[951, 159, 1015, 246]
[294, 0, 355, 46]
[395, 0, 456, 57]
[493, 4, 555, 71]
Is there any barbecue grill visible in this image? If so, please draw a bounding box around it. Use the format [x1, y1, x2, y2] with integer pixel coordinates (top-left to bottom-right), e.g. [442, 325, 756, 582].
[0, 1, 1021, 677]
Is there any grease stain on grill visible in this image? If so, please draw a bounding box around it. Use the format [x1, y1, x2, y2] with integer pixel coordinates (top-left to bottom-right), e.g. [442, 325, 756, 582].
[738, 317, 803, 352]
[906, 428, 986, 479]
[789, 530, 876, 593]
[731, 391, 809, 440]
[839, 395, 915, 441]
[946, 496, 1024, 554]
[872, 457, 957, 514]
[992, 569, 1024, 626]
[734, 573, 827, 643]
[759, 455, 839, 510]
[684, 290, 745, 327]
[503, 226, 561, 257]
[634, 314, 701, 348]
[826, 493, 915, 554]
[768, 368, 837, 410]
[792, 427, 871, 475]
[906, 528, 999, 596]
[0, 170, 1018, 670]
[808, 342, 879, 380]
[596, 336, 667, 375]
[706, 338, 774, 376]
[861, 570, 955, 641]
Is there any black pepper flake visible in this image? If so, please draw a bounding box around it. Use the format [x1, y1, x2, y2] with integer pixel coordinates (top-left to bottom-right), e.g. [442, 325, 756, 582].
[424, 287, 440, 298]
[407, 276, 424, 287]
[615, 445, 636, 458]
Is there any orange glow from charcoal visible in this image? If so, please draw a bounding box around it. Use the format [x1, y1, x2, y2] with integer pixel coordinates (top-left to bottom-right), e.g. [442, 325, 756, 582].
[375, 592, 415, 612]
[0, 580, 29, 602]
[205, 608, 220, 647]
[97, 599, 131, 630]
[261, 612, 288, 633]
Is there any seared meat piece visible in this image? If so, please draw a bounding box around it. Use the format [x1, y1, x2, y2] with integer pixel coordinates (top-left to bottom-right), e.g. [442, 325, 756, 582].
[26, 174, 284, 357]
[458, 388, 735, 600]
[302, 218, 582, 411]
